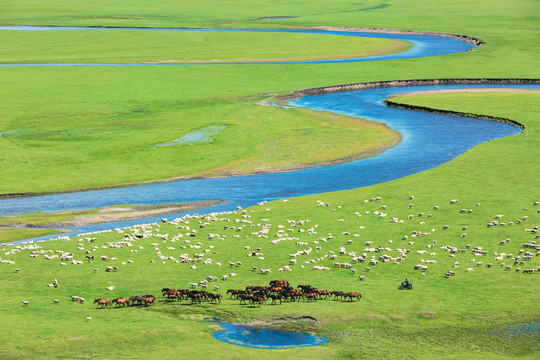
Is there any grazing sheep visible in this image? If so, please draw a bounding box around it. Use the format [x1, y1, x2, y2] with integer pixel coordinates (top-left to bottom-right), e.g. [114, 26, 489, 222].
[53, 299, 59, 304]
[84, 317, 92, 321]
[21, 300, 29, 306]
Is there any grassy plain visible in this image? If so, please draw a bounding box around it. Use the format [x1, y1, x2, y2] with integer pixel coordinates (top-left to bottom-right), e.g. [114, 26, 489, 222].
[1, 0, 539, 196]
[1, 94, 539, 359]
[1, 30, 409, 64]
[0, 0, 539, 358]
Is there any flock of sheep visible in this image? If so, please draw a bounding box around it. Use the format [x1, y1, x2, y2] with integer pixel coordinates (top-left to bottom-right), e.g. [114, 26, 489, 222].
[2, 195, 539, 315]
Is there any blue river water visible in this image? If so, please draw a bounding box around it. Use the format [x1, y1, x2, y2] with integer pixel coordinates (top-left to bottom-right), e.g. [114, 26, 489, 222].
[3, 83, 538, 244]
[0, 26, 537, 244]
[0, 25, 474, 66]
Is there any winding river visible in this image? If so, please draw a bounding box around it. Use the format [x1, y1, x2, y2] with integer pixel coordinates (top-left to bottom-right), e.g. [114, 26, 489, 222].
[1, 27, 538, 244]
[0, 26, 474, 66]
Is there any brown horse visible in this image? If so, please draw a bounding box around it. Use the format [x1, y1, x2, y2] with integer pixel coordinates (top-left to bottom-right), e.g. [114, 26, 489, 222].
[273, 280, 289, 288]
[251, 295, 264, 307]
[208, 293, 222, 304]
[238, 294, 253, 305]
[226, 289, 244, 299]
[343, 292, 362, 301]
[267, 294, 282, 305]
[303, 292, 318, 302]
[94, 298, 111, 309]
[189, 292, 203, 303]
[162, 288, 177, 297]
[112, 298, 130, 307]
[315, 289, 330, 299]
[140, 295, 155, 306]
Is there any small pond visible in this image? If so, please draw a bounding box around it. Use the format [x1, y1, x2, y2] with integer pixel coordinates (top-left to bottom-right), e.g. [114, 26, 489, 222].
[212, 322, 329, 349]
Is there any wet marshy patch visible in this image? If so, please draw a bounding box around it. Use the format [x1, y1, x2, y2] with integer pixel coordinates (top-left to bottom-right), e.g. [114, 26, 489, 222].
[153, 125, 226, 148]
[494, 322, 540, 343]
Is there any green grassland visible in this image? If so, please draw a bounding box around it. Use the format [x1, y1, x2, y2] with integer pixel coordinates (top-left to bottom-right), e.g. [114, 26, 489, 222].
[1, 0, 539, 196]
[0, 100, 398, 195]
[1, 30, 409, 64]
[1, 93, 539, 359]
[1, 0, 539, 358]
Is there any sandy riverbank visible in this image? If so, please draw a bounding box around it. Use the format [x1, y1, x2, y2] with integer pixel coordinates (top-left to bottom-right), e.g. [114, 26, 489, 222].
[0, 200, 225, 228]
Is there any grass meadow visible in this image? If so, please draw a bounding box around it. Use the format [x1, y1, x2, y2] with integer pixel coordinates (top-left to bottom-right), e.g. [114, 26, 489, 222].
[1, 93, 539, 359]
[1, 1, 538, 196]
[0, 0, 539, 358]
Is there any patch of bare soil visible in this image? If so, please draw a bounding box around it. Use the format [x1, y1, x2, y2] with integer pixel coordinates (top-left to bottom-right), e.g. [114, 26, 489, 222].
[32, 200, 224, 228]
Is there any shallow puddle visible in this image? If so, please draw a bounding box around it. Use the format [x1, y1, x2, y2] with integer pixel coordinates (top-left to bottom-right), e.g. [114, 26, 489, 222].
[212, 321, 329, 349]
[153, 125, 226, 148]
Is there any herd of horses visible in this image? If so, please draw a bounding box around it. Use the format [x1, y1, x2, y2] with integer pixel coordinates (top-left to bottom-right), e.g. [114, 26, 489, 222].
[161, 288, 223, 303]
[93, 294, 156, 308]
[227, 280, 361, 307]
[94, 280, 361, 309]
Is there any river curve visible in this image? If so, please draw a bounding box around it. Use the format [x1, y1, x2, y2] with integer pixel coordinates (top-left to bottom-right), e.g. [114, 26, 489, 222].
[0, 27, 536, 243]
[0, 26, 474, 66]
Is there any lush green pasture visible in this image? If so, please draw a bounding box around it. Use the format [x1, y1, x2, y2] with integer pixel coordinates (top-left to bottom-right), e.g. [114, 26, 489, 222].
[0, 99, 398, 194]
[1, 30, 408, 64]
[1, 94, 539, 359]
[1, 0, 539, 358]
[1, 0, 539, 196]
